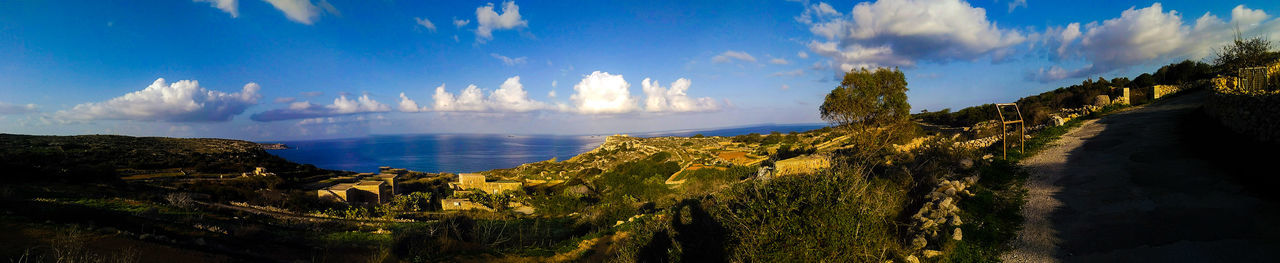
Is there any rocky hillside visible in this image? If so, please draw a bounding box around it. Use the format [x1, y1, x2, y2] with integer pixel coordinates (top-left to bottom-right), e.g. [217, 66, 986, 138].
[0, 134, 320, 181]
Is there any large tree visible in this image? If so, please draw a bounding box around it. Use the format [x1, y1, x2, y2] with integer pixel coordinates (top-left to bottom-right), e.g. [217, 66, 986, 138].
[820, 67, 911, 132]
[1214, 34, 1278, 75]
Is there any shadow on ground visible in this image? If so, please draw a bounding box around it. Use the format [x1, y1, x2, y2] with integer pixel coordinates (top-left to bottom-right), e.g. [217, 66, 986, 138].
[1050, 90, 1280, 262]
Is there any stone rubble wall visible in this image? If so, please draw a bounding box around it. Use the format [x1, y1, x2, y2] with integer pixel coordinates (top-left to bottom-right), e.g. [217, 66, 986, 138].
[1206, 66, 1280, 142]
[905, 176, 978, 262]
[1151, 85, 1185, 100]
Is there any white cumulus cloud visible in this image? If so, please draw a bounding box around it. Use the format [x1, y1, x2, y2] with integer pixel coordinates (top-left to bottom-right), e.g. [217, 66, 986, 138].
[474, 1, 528, 42]
[488, 76, 548, 112]
[1031, 4, 1280, 82]
[57, 78, 260, 122]
[570, 71, 639, 114]
[398, 92, 428, 112]
[433, 84, 488, 112]
[800, 0, 1026, 72]
[428, 77, 550, 112]
[641, 78, 718, 113]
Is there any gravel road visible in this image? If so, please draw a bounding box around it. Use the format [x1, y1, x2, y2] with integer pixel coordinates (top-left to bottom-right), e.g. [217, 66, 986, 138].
[1001, 90, 1280, 262]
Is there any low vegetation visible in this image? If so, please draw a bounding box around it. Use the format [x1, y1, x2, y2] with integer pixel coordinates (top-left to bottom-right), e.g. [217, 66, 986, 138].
[7, 35, 1273, 262]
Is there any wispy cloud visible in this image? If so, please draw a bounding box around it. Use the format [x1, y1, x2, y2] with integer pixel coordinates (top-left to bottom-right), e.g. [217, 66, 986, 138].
[251, 94, 389, 121]
[414, 17, 437, 32]
[195, 0, 337, 25]
[452, 17, 471, 27]
[712, 50, 757, 64]
[490, 53, 528, 66]
[0, 102, 38, 115]
[194, 0, 238, 17]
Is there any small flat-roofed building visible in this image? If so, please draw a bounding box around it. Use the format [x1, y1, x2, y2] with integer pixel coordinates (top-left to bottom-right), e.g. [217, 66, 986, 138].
[352, 180, 390, 204]
[374, 173, 400, 194]
[458, 173, 486, 186]
[317, 183, 356, 202]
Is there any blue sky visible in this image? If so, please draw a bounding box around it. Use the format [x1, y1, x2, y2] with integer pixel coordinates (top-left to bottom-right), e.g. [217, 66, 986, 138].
[1, 0, 1277, 140]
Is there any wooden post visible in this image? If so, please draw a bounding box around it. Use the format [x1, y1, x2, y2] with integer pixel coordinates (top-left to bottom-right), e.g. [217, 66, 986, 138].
[995, 103, 1025, 159]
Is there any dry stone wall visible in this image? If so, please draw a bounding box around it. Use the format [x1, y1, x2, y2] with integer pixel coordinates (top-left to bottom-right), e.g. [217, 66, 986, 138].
[1207, 65, 1280, 142]
[1150, 85, 1185, 100]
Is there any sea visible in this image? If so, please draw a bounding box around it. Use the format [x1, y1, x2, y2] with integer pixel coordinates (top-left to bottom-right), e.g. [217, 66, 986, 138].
[265, 124, 826, 173]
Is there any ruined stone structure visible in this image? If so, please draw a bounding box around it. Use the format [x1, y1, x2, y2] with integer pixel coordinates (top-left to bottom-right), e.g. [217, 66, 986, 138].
[774, 154, 831, 176]
[1111, 88, 1130, 105]
[449, 173, 522, 194]
[242, 167, 276, 177]
[441, 198, 491, 211]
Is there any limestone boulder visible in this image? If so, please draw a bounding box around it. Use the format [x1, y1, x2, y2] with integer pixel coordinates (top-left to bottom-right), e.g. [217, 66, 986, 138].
[1093, 95, 1112, 107]
[1051, 115, 1066, 126]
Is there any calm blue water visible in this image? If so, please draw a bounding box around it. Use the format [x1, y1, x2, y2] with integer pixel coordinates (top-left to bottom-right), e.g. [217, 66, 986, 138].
[266, 124, 826, 173]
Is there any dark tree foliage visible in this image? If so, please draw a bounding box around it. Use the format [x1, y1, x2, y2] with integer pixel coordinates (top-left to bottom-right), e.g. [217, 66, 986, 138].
[912, 105, 999, 128]
[820, 68, 911, 131]
[1152, 60, 1213, 85]
[730, 133, 763, 144]
[1214, 34, 1279, 75]
[1131, 73, 1156, 88]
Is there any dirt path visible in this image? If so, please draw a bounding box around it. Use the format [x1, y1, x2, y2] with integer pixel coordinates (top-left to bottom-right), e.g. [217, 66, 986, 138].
[1001, 91, 1280, 262]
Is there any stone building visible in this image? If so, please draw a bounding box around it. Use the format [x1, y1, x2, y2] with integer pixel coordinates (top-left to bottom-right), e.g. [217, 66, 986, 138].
[374, 174, 400, 194]
[317, 183, 356, 203]
[449, 173, 522, 194]
[317, 180, 392, 204]
[352, 181, 390, 204]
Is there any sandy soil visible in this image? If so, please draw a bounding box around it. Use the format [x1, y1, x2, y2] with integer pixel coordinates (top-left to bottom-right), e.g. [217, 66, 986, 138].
[1001, 91, 1280, 262]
